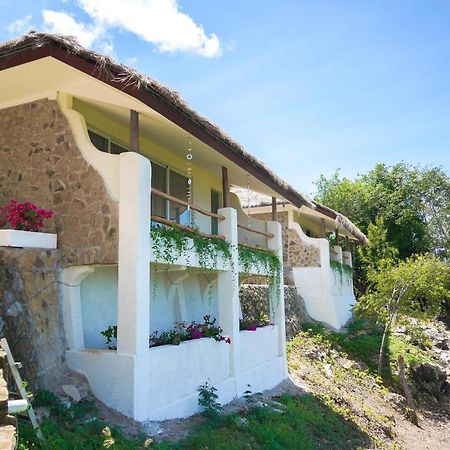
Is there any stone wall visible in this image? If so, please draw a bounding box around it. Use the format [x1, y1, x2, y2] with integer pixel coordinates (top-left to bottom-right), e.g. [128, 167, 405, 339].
[239, 284, 310, 339]
[0, 350, 15, 450]
[251, 211, 320, 268]
[286, 229, 321, 267]
[0, 99, 118, 266]
[0, 248, 66, 389]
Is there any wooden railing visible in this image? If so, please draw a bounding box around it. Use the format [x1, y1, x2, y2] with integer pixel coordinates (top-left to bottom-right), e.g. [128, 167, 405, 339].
[151, 188, 225, 221]
[151, 188, 275, 243]
[237, 223, 274, 239]
[151, 215, 225, 241]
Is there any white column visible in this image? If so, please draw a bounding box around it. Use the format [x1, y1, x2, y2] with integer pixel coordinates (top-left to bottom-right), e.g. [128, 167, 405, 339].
[117, 152, 151, 421]
[333, 245, 343, 264]
[217, 207, 239, 379]
[61, 266, 94, 349]
[267, 221, 287, 374]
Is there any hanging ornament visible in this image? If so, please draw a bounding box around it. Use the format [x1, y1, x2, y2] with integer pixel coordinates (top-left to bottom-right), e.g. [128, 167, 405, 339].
[246, 173, 251, 227]
[186, 134, 193, 210]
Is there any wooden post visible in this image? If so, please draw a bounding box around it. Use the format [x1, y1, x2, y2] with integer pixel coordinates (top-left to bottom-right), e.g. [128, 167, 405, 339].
[222, 166, 230, 207]
[130, 110, 139, 152]
[271, 197, 277, 221]
[335, 227, 339, 245]
[345, 236, 350, 251]
[320, 218, 326, 238]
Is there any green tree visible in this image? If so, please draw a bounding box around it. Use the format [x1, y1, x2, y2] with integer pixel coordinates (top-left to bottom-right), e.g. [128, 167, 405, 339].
[315, 163, 450, 259]
[354, 254, 450, 375]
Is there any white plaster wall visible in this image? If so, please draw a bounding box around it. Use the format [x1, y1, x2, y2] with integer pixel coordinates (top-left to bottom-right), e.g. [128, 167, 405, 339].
[288, 217, 356, 330]
[80, 266, 118, 349]
[238, 326, 278, 373]
[230, 193, 268, 248]
[66, 349, 135, 417]
[149, 272, 219, 333]
[147, 338, 231, 419]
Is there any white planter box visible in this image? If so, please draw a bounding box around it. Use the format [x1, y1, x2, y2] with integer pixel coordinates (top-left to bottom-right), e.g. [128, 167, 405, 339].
[0, 229, 57, 249]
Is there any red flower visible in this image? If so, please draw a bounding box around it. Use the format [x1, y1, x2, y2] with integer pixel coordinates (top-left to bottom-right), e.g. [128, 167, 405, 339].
[1, 200, 54, 231]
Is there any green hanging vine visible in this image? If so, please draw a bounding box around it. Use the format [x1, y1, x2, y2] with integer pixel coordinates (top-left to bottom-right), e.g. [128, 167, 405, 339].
[238, 245, 282, 309]
[150, 223, 232, 269]
[330, 259, 353, 284]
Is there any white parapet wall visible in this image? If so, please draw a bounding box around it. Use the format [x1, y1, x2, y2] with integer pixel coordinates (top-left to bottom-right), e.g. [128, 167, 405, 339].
[288, 221, 356, 330]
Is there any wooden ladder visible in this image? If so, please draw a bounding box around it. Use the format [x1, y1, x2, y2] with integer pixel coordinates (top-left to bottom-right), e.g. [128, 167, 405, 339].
[0, 338, 43, 439]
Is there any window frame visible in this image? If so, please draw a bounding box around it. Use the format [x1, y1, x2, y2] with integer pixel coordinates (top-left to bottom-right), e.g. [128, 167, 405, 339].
[87, 127, 129, 155]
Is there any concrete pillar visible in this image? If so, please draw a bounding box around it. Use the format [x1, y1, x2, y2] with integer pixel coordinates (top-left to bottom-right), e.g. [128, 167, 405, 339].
[333, 246, 343, 264]
[217, 207, 239, 378]
[61, 266, 95, 349]
[117, 152, 151, 421]
[266, 221, 287, 373]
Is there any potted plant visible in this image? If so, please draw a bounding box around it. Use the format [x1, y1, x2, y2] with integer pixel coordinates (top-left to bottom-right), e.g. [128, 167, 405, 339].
[0, 200, 56, 249]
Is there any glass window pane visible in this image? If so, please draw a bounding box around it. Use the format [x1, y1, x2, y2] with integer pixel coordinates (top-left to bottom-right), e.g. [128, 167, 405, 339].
[88, 130, 108, 153]
[151, 163, 167, 218]
[169, 170, 188, 222]
[110, 142, 128, 154]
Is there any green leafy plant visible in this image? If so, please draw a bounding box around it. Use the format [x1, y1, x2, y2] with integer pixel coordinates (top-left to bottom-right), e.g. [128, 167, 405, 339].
[330, 259, 353, 284]
[100, 325, 117, 350]
[238, 245, 281, 300]
[198, 381, 222, 417]
[151, 222, 232, 269]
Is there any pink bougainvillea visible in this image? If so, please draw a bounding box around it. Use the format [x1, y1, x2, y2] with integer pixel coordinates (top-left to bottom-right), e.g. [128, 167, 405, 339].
[1, 200, 54, 232]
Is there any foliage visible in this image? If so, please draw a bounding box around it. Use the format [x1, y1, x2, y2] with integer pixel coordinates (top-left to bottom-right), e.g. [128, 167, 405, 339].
[355, 254, 450, 325]
[238, 245, 281, 299]
[329, 260, 353, 285]
[197, 382, 222, 417]
[149, 315, 231, 347]
[239, 316, 271, 331]
[150, 223, 232, 268]
[18, 390, 148, 450]
[0, 199, 54, 231]
[100, 325, 117, 350]
[299, 321, 431, 386]
[354, 253, 450, 373]
[314, 163, 450, 297]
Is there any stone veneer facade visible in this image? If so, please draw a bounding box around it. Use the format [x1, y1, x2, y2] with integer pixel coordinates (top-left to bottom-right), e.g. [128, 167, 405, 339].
[251, 211, 321, 269]
[0, 248, 65, 389]
[0, 98, 118, 267]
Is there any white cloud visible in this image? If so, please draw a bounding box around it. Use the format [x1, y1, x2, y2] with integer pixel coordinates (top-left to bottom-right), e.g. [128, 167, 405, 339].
[42, 0, 221, 58]
[42, 10, 100, 47]
[42, 10, 114, 55]
[7, 15, 33, 34]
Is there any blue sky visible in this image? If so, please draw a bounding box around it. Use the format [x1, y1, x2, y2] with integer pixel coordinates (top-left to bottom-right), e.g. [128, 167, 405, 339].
[2, 0, 450, 195]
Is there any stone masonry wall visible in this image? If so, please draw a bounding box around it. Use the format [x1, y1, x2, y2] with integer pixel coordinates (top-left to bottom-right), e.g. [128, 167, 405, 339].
[0, 99, 118, 266]
[0, 350, 15, 450]
[251, 211, 320, 268]
[239, 284, 310, 339]
[0, 248, 66, 390]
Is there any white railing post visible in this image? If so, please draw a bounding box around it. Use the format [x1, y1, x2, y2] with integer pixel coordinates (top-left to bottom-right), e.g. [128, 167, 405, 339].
[117, 152, 151, 420]
[266, 221, 287, 374]
[217, 207, 239, 379]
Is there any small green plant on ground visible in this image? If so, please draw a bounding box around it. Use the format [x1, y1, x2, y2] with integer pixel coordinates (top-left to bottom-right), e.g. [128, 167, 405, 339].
[197, 382, 222, 418]
[18, 390, 147, 450]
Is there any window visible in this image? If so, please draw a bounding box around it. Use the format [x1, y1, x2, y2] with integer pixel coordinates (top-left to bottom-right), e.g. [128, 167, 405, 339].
[210, 190, 220, 235]
[151, 163, 189, 224]
[88, 130, 128, 154]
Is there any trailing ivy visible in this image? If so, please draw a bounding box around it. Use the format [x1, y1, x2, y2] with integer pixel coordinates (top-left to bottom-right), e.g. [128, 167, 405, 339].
[238, 245, 282, 308]
[330, 259, 353, 284]
[150, 222, 232, 269]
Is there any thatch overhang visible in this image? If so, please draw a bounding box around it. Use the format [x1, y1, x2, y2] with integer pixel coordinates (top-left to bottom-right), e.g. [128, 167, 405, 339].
[0, 31, 312, 209]
[232, 187, 368, 246]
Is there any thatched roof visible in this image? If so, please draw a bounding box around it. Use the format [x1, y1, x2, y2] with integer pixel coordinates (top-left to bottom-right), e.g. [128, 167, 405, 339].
[232, 187, 368, 246]
[0, 31, 367, 245]
[0, 31, 312, 208]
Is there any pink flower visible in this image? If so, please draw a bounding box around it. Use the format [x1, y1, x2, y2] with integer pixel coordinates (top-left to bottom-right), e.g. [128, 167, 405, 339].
[190, 326, 203, 340]
[2, 200, 53, 231]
